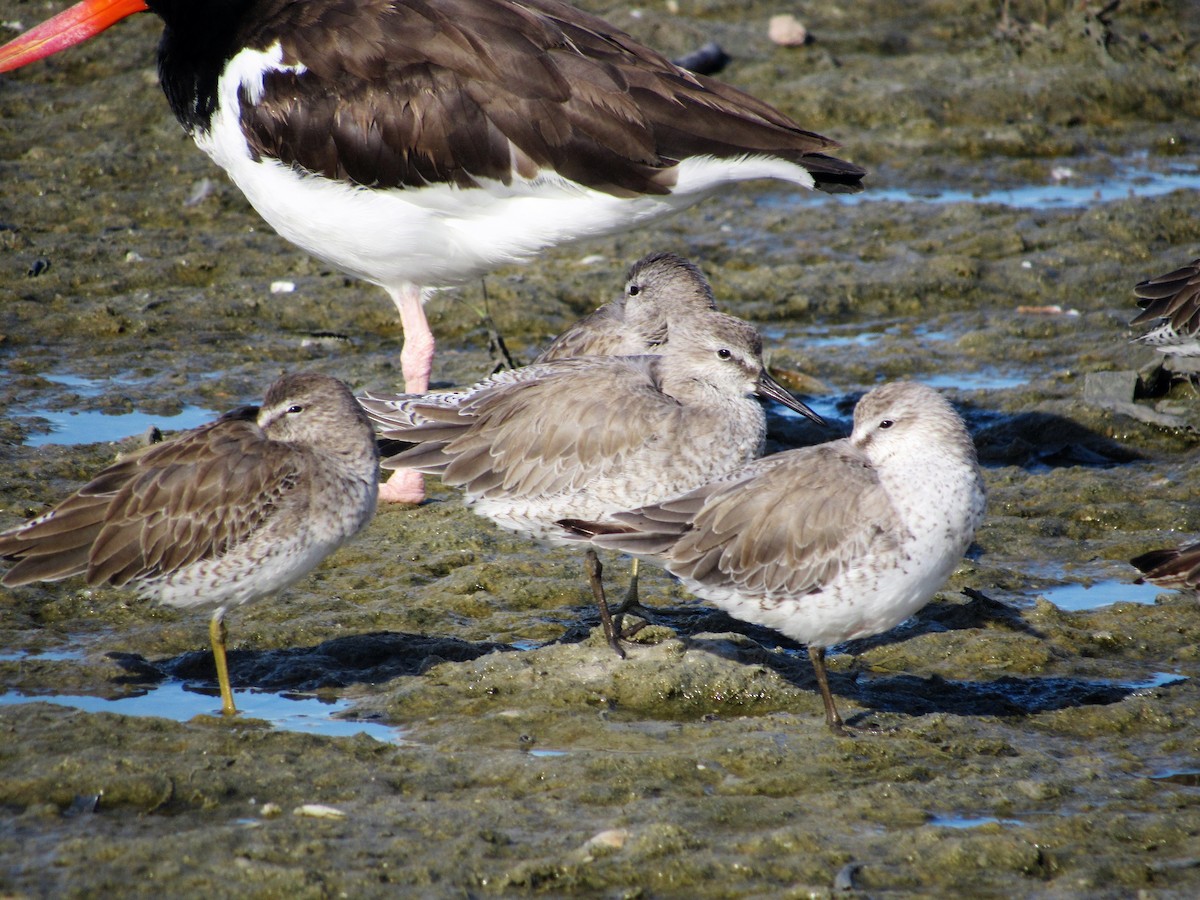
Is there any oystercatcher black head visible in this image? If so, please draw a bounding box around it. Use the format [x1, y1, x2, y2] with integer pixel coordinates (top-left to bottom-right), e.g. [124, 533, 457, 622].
[0, 0, 865, 503]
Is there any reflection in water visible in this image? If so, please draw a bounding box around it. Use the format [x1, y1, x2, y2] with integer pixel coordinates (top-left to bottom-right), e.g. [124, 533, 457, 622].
[1038, 579, 1165, 611]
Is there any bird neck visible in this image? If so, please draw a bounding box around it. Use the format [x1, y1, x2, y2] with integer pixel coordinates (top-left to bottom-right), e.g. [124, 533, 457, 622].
[153, 0, 255, 134]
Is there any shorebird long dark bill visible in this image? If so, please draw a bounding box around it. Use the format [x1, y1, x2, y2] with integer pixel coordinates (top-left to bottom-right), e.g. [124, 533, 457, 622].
[757, 370, 825, 426]
[0, 0, 147, 71]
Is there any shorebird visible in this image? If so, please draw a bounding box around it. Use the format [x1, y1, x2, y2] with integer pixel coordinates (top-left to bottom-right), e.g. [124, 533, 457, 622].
[534, 251, 718, 363]
[559, 381, 987, 732]
[1132, 540, 1200, 591]
[0, 0, 864, 503]
[360, 311, 824, 655]
[1130, 258, 1200, 357]
[0, 372, 380, 716]
[529, 250, 719, 616]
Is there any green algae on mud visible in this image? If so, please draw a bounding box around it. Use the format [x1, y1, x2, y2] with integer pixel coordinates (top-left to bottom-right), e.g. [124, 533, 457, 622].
[3, 0, 1200, 895]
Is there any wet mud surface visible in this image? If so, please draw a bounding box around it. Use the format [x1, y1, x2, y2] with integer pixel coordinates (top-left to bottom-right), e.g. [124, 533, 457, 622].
[2, 0, 1200, 896]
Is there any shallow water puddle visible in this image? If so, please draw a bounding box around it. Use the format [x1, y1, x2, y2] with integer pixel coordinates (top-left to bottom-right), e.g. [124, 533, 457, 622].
[13, 374, 218, 447]
[920, 371, 1029, 392]
[1149, 769, 1200, 787]
[0, 648, 86, 662]
[769, 320, 956, 350]
[1037, 579, 1165, 611]
[0, 682, 404, 743]
[776, 368, 1027, 426]
[1126, 672, 1188, 691]
[929, 815, 1026, 829]
[790, 155, 1200, 210]
[25, 406, 217, 447]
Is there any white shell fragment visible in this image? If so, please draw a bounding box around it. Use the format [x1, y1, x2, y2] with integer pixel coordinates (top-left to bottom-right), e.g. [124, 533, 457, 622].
[293, 803, 347, 820]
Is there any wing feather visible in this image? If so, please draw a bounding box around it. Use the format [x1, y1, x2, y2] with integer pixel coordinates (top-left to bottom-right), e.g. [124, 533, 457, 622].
[595, 443, 901, 599]
[236, 0, 862, 194]
[383, 356, 674, 500]
[0, 415, 302, 589]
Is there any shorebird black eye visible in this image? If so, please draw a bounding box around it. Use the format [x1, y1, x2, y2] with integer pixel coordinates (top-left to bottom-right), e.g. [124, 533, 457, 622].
[628, 284, 640, 295]
[879, 419, 894, 429]
[287, 405, 304, 414]
[717, 348, 732, 359]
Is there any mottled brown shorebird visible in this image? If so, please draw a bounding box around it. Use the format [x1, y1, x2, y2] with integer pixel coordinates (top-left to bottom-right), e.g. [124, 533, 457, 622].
[0, 373, 380, 716]
[560, 382, 987, 732]
[0, 0, 864, 506]
[1130, 258, 1200, 357]
[1132, 541, 1200, 591]
[534, 252, 718, 363]
[361, 312, 824, 655]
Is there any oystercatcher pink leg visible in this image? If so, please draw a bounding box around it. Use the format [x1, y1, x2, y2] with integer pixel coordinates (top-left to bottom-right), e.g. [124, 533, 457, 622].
[379, 283, 434, 504]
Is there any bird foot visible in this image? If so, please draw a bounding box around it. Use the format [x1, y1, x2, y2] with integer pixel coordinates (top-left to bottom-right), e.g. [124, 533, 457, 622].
[611, 596, 656, 641]
[379, 468, 426, 504]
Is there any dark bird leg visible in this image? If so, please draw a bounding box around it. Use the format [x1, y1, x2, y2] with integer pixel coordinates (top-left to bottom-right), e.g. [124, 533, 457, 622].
[809, 646, 847, 735]
[611, 558, 657, 639]
[585, 549, 626, 659]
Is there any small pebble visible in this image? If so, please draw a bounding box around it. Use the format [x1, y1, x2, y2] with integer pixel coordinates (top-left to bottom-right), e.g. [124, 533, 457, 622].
[834, 861, 862, 891]
[62, 793, 101, 818]
[270, 280, 296, 293]
[768, 14, 808, 47]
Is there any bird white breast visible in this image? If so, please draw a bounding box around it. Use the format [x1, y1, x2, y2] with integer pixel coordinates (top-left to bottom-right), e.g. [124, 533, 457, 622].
[143, 529, 342, 610]
[697, 454, 984, 649]
[194, 44, 819, 292]
[145, 465, 377, 611]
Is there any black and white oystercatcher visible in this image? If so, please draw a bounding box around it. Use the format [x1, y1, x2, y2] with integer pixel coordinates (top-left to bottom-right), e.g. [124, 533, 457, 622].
[0, 373, 380, 717]
[0, 0, 864, 502]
